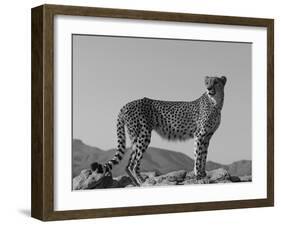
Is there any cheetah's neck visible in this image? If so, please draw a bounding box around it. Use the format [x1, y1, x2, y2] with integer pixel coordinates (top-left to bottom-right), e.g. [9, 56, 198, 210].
[204, 92, 224, 111]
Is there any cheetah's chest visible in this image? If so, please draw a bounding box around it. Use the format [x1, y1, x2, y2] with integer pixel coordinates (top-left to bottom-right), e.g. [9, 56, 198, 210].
[200, 110, 221, 133]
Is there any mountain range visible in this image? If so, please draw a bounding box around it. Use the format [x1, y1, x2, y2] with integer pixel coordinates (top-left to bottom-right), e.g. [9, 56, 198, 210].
[72, 139, 251, 178]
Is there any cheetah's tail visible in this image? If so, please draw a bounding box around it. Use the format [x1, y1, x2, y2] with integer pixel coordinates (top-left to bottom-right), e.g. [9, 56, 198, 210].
[104, 113, 126, 173]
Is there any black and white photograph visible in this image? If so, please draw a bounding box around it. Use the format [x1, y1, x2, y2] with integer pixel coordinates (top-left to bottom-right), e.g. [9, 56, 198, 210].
[29, 3, 274, 222]
[72, 35, 252, 190]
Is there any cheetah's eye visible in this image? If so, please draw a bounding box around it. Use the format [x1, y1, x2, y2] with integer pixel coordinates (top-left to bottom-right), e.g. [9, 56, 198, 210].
[214, 80, 218, 85]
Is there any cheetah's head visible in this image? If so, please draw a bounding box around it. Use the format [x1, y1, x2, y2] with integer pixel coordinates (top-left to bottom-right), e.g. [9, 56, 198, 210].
[204, 76, 227, 96]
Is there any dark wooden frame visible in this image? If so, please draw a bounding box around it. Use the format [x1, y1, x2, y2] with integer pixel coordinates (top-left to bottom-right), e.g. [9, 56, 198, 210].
[31, 4, 274, 221]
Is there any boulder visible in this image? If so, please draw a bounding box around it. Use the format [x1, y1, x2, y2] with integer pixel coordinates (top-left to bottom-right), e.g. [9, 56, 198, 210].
[239, 175, 252, 182]
[114, 176, 133, 187]
[165, 170, 187, 182]
[230, 176, 241, 182]
[72, 169, 113, 190]
[207, 168, 230, 182]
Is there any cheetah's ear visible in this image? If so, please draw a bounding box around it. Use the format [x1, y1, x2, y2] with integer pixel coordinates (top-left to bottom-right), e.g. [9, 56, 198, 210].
[220, 76, 227, 85]
[204, 76, 210, 85]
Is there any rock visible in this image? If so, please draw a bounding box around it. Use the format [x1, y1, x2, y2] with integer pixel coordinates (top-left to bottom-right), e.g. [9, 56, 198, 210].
[114, 175, 133, 187]
[239, 175, 252, 182]
[142, 179, 157, 186]
[162, 181, 178, 186]
[165, 170, 187, 182]
[185, 171, 196, 179]
[95, 174, 114, 188]
[146, 177, 157, 185]
[207, 168, 230, 182]
[146, 170, 187, 186]
[182, 177, 210, 185]
[73, 169, 113, 190]
[72, 169, 92, 190]
[141, 171, 158, 178]
[230, 176, 241, 182]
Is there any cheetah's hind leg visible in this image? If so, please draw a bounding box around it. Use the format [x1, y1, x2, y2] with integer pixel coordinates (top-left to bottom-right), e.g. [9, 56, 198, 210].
[125, 126, 151, 186]
[125, 150, 142, 186]
[125, 166, 142, 186]
[135, 161, 146, 183]
[125, 152, 148, 186]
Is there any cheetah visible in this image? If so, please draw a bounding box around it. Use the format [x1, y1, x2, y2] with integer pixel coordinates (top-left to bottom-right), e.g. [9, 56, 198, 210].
[91, 76, 227, 186]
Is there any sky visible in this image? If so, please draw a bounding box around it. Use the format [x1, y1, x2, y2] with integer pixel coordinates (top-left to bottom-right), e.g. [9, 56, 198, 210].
[72, 35, 252, 164]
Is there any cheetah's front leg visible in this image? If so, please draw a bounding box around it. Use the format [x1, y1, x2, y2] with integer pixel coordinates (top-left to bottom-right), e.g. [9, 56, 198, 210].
[193, 135, 211, 179]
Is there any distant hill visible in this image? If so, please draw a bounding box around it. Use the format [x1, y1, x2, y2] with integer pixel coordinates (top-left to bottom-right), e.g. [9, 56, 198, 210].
[226, 160, 252, 177]
[72, 139, 251, 178]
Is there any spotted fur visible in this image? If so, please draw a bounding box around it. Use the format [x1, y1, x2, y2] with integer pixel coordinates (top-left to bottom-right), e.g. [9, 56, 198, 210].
[91, 76, 227, 186]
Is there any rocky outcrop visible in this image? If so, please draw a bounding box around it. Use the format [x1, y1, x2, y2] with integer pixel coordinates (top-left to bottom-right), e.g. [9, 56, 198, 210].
[73, 167, 251, 190]
[72, 169, 113, 189]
